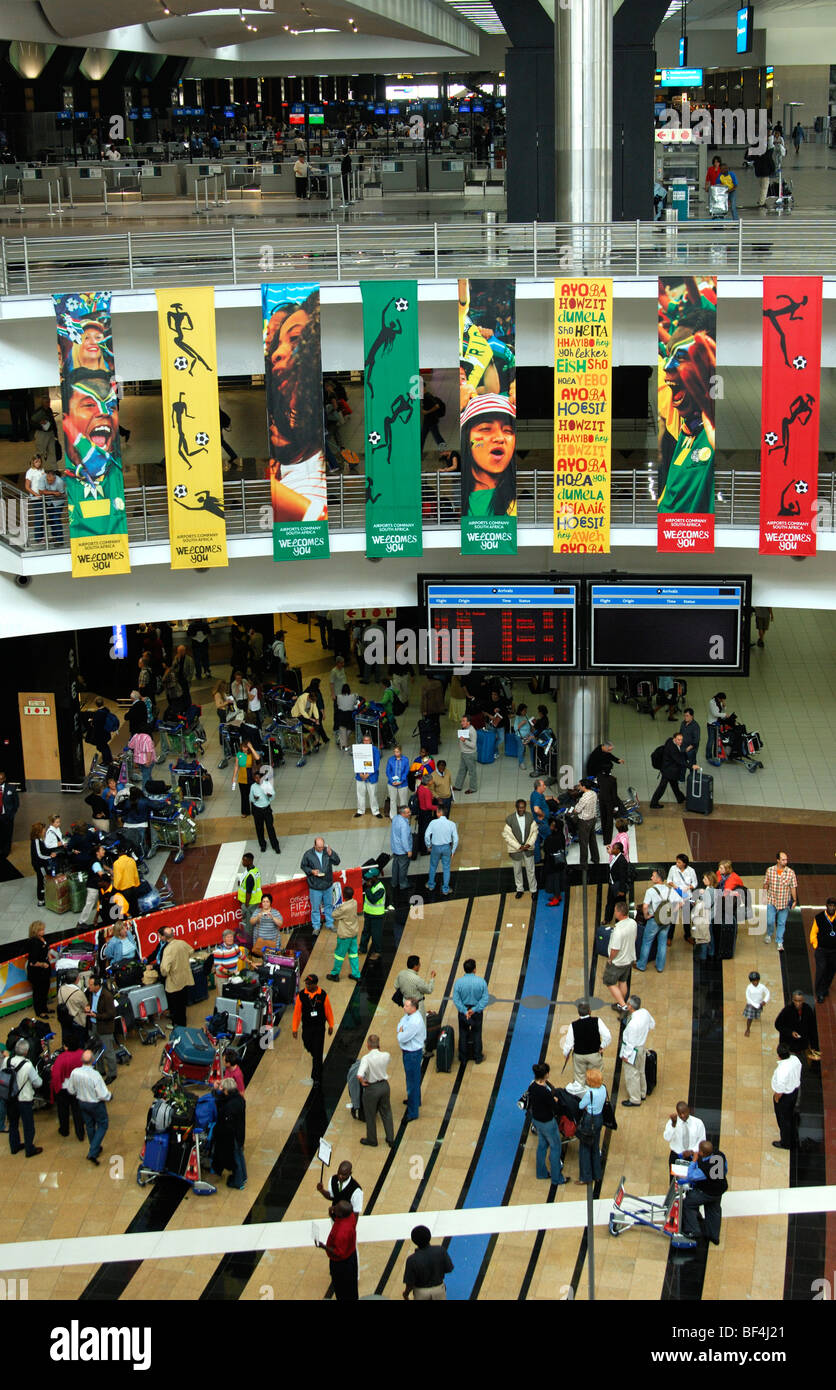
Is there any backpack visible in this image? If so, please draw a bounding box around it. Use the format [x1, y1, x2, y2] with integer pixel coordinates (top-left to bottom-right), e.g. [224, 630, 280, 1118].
[150, 1097, 173, 1133]
[104, 711, 120, 734]
[409, 791, 420, 816]
[392, 694, 407, 717]
[650, 744, 665, 771]
[0, 1057, 26, 1104]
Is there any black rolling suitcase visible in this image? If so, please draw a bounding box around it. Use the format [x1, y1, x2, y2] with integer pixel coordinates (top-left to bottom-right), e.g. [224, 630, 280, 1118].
[221, 976, 261, 1003]
[436, 1025, 455, 1073]
[644, 1048, 658, 1095]
[718, 920, 738, 960]
[424, 1010, 442, 1054]
[417, 717, 439, 755]
[685, 767, 713, 815]
[186, 957, 209, 1006]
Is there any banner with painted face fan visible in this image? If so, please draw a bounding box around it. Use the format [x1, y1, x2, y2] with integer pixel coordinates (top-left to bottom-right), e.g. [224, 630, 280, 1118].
[459, 277, 517, 555]
[759, 276, 822, 557]
[656, 275, 717, 554]
[361, 281, 422, 557]
[156, 287, 228, 571]
[262, 281, 330, 562]
[53, 291, 130, 577]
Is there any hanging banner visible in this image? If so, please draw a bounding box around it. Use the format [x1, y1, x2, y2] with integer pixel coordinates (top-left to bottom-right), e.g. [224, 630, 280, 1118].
[156, 288, 228, 570]
[53, 291, 131, 578]
[459, 278, 517, 555]
[657, 275, 717, 553]
[361, 281, 422, 558]
[759, 276, 822, 557]
[553, 278, 612, 553]
[262, 282, 329, 562]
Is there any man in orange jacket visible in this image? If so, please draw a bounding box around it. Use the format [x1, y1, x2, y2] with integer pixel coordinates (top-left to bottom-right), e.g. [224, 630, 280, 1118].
[292, 973, 334, 1085]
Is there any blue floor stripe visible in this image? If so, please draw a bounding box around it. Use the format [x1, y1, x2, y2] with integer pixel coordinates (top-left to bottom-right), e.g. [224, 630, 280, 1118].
[444, 894, 566, 1301]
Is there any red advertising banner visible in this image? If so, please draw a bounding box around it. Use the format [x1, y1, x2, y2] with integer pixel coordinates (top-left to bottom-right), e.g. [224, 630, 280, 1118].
[133, 867, 364, 955]
[657, 275, 717, 554]
[759, 276, 822, 557]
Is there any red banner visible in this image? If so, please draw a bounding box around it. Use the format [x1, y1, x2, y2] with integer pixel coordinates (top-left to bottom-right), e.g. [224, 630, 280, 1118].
[759, 276, 822, 557]
[656, 276, 717, 554]
[133, 867, 364, 956]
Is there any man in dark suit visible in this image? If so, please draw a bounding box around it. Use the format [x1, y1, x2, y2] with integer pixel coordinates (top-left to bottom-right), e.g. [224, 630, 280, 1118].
[774, 991, 819, 1057]
[0, 771, 20, 863]
[649, 732, 687, 809]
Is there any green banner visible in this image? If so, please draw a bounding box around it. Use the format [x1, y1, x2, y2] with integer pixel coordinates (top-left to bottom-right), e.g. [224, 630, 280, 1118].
[459, 277, 518, 556]
[361, 281, 422, 558]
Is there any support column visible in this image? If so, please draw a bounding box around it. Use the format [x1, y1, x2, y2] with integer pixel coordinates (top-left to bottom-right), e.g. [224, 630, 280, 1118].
[555, 0, 612, 224]
[556, 677, 608, 786]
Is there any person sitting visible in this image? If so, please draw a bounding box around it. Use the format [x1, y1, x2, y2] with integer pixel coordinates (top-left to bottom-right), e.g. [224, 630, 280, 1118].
[102, 919, 138, 966]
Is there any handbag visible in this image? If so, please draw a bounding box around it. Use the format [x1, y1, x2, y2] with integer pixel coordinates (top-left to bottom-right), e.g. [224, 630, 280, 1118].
[601, 1097, 618, 1131]
[391, 987, 404, 1007]
[577, 1091, 598, 1145]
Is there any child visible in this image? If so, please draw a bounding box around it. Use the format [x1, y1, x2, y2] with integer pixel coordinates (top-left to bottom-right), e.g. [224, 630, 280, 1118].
[608, 818, 631, 862]
[744, 970, 771, 1037]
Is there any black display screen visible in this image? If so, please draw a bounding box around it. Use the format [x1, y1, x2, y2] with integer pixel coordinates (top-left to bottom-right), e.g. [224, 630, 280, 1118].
[589, 582, 748, 672]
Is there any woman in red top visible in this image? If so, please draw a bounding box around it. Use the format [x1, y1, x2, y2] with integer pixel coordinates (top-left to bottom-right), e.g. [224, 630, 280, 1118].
[416, 775, 436, 856]
[716, 859, 744, 894]
[705, 155, 722, 190]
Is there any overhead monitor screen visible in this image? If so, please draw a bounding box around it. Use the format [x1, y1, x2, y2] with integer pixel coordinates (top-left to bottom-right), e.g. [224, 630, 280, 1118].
[589, 580, 749, 673]
[423, 580, 578, 670]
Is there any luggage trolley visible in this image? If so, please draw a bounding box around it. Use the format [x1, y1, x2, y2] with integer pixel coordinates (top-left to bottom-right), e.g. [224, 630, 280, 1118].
[170, 764, 207, 814]
[150, 804, 197, 864]
[608, 1173, 697, 1249]
[137, 1078, 217, 1195]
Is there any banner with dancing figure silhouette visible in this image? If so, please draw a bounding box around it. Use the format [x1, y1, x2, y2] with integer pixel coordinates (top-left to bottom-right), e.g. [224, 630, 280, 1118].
[156, 287, 228, 570]
[262, 281, 330, 562]
[656, 276, 717, 554]
[459, 277, 517, 556]
[759, 276, 822, 557]
[360, 281, 422, 558]
[53, 291, 131, 577]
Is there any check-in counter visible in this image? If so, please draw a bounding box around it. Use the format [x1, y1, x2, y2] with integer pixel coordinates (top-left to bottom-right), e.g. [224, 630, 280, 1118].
[66, 164, 106, 201]
[428, 156, 466, 193]
[182, 162, 227, 195]
[380, 158, 419, 194]
[136, 164, 180, 198]
[260, 161, 296, 195]
[11, 166, 64, 204]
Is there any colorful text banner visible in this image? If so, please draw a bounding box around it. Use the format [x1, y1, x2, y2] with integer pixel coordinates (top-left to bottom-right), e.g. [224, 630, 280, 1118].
[459, 278, 517, 555]
[657, 275, 717, 553]
[53, 291, 131, 577]
[156, 288, 228, 570]
[553, 278, 612, 553]
[361, 281, 422, 557]
[759, 276, 822, 557]
[262, 282, 329, 562]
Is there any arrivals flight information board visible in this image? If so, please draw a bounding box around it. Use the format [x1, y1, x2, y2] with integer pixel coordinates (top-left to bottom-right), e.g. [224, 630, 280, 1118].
[589, 581, 748, 672]
[424, 581, 578, 670]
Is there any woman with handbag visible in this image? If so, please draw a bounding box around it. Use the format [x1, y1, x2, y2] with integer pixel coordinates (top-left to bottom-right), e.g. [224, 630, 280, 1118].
[27, 919, 53, 1021]
[512, 703, 533, 770]
[577, 1067, 609, 1185]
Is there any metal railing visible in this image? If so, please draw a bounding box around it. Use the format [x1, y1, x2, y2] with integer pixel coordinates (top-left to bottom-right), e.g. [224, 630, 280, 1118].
[194, 173, 229, 213]
[2, 219, 835, 296]
[3, 468, 834, 561]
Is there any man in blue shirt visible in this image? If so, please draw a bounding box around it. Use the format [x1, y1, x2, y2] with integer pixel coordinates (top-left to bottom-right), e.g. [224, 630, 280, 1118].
[390, 805, 413, 892]
[354, 734, 382, 817]
[679, 1139, 728, 1245]
[424, 807, 459, 896]
[452, 957, 489, 1064]
[386, 744, 410, 819]
[397, 998, 427, 1121]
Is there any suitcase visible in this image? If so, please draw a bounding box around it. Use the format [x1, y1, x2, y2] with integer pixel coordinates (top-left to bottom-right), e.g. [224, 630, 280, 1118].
[685, 767, 713, 815]
[347, 1058, 364, 1116]
[120, 981, 168, 1027]
[417, 717, 439, 756]
[56, 945, 96, 972]
[476, 727, 498, 764]
[111, 959, 143, 991]
[146, 779, 169, 795]
[68, 873, 87, 914]
[746, 731, 763, 753]
[220, 976, 261, 1003]
[718, 921, 737, 960]
[44, 874, 71, 915]
[436, 1024, 455, 1073]
[214, 994, 265, 1039]
[141, 1131, 170, 1174]
[424, 1009, 442, 1055]
[644, 1048, 657, 1096]
[595, 924, 612, 958]
[504, 731, 521, 759]
[168, 1025, 215, 1080]
[186, 957, 209, 1006]
[259, 962, 298, 1006]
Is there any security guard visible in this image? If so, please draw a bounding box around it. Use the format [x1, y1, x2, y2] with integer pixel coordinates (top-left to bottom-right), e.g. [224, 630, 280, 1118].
[359, 864, 387, 961]
[236, 852, 261, 947]
[292, 974, 334, 1085]
[811, 897, 836, 1003]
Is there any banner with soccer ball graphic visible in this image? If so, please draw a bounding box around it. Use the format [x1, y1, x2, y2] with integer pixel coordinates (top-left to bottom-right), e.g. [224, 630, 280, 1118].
[156, 287, 228, 571]
[52, 291, 131, 578]
[459, 277, 518, 556]
[360, 281, 422, 558]
[262, 282, 330, 562]
[759, 276, 822, 557]
[656, 276, 717, 554]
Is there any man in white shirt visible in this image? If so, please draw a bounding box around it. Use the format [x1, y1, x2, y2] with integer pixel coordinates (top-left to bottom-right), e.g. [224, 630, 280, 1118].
[502, 798, 538, 899]
[356, 1033, 394, 1148]
[771, 1044, 802, 1150]
[316, 1158, 363, 1214]
[453, 716, 478, 794]
[663, 1101, 706, 1161]
[620, 995, 656, 1107]
[562, 1002, 612, 1086]
[3, 1040, 43, 1156]
[397, 998, 427, 1121]
[572, 779, 600, 868]
[67, 1048, 112, 1165]
[604, 901, 637, 1011]
[667, 853, 698, 943]
[636, 868, 676, 974]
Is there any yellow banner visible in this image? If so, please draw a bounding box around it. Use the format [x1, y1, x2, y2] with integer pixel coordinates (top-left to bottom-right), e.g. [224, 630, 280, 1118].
[156, 288, 228, 571]
[553, 278, 612, 554]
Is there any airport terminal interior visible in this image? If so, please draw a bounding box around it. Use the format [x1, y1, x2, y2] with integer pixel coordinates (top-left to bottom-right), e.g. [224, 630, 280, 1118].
[0, 0, 834, 1321]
